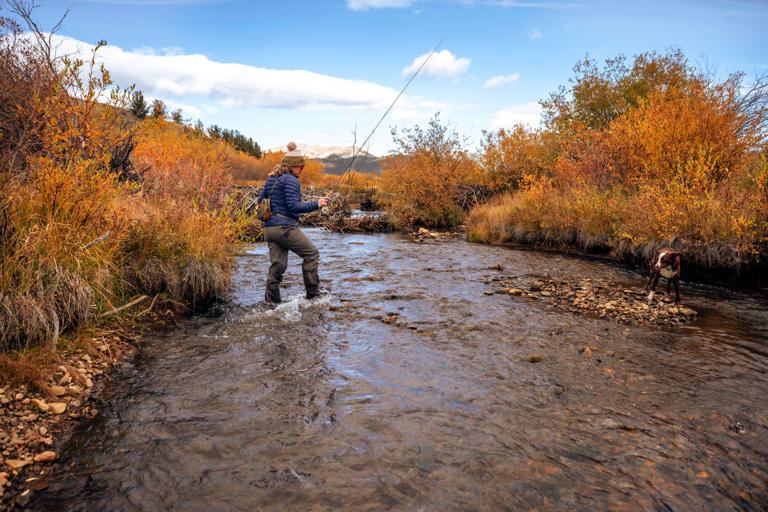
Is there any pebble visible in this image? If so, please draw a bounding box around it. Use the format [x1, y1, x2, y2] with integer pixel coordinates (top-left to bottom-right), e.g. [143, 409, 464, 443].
[33, 451, 56, 463]
[5, 459, 31, 470]
[524, 354, 544, 363]
[31, 399, 49, 413]
[49, 386, 66, 396]
[48, 403, 67, 415]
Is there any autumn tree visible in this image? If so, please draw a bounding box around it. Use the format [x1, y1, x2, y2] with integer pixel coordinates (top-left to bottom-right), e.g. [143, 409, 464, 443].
[541, 50, 706, 137]
[381, 114, 477, 227]
[150, 98, 166, 120]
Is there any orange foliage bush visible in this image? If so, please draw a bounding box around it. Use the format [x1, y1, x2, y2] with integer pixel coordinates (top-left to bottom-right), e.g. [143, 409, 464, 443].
[479, 126, 553, 192]
[380, 115, 478, 227]
[132, 119, 235, 206]
[0, 6, 249, 354]
[470, 49, 768, 261]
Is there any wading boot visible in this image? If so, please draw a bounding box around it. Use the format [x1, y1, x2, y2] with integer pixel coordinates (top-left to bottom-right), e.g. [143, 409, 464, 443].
[265, 283, 281, 304]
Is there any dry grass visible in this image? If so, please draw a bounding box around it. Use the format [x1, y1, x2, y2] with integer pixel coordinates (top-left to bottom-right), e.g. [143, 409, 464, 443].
[468, 183, 768, 273]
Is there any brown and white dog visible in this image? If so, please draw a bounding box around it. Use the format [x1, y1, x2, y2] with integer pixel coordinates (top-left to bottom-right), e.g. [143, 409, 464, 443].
[644, 248, 681, 305]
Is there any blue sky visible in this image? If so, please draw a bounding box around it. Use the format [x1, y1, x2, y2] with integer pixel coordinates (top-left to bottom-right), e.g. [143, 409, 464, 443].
[25, 0, 768, 155]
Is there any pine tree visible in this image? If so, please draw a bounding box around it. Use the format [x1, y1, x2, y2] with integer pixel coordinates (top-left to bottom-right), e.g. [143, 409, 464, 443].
[129, 91, 149, 119]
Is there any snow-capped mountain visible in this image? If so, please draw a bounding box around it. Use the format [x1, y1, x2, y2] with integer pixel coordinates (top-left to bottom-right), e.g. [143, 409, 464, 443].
[267, 143, 377, 159]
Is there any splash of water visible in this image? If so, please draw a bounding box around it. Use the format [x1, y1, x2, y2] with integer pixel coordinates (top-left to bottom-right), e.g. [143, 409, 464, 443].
[249, 293, 333, 323]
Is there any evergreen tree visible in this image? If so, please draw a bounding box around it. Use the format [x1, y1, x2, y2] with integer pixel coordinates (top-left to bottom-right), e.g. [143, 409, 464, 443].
[129, 90, 149, 119]
[171, 109, 183, 124]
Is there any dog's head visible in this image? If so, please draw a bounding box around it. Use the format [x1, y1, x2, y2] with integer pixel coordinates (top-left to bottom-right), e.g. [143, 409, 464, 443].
[652, 248, 679, 270]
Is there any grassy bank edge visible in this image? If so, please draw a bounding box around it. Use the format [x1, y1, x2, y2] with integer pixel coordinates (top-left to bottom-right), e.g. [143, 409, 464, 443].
[467, 217, 768, 289]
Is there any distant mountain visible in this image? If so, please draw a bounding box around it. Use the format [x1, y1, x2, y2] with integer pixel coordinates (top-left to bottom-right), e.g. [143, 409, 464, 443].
[267, 143, 376, 160]
[267, 143, 383, 175]
[318, 154, 386, 176]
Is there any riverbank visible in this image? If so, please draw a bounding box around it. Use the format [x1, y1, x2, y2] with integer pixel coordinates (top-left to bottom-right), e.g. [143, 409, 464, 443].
[0, 309, 181, 510]
[467, 188, 768, 291]
[468, 225, 768, 292]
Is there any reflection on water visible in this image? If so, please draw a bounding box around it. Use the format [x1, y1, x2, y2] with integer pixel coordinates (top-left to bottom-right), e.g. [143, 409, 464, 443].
[30, 230, 768, 511]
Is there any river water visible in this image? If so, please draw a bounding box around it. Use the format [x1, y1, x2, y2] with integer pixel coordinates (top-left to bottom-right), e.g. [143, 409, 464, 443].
[30, 229, 768, 511]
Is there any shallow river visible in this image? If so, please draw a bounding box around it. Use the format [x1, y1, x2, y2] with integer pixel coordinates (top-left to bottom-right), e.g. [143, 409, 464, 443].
[30, 230, 768, 511]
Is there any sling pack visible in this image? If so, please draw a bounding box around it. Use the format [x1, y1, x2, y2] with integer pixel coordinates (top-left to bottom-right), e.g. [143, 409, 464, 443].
[256, 174, 282, 222]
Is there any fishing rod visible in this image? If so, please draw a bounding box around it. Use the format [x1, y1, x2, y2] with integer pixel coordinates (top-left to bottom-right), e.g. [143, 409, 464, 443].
[328, 35, 448, 196]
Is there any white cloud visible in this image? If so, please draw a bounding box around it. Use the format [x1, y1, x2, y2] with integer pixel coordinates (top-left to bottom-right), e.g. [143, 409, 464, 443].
[347, 0, 416, 10]
[482, 73, 520, 89]
[49, 35, 401, 111]
[489, 102, 542, 130]
[528, 29, 543, 39]
[401, 49, 471, 79]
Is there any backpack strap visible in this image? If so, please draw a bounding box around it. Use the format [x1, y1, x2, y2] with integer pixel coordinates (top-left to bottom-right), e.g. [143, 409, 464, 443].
[267, 174, 282, 198]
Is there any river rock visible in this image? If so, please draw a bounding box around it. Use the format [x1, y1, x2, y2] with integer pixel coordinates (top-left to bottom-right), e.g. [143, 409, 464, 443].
[678, 306, 697, 316]
[5, 458, 31, 470]
[524, 354, 543, 363]
[0, 475, 7, 487]
[33, 451, 56, 463]
[48, 402, 67, 414]
[31, 399, 49, 412]
[49, 385, 66, 396]
[508, 288, 524, 296]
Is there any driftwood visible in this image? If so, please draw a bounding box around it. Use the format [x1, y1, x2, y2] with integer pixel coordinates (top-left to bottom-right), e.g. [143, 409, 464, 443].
[100, 295, 149, 318]
[138, 294, 160, 316]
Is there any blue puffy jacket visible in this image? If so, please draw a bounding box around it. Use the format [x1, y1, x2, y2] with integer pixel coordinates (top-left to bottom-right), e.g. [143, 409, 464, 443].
[258, 173, 319, 226]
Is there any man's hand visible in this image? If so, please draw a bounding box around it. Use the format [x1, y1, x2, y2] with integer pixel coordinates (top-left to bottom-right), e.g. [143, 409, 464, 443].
[318, 197, 330, 207]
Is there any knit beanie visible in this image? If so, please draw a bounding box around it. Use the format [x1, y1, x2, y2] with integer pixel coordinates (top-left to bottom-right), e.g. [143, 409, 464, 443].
[282, 141, 306, 167]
